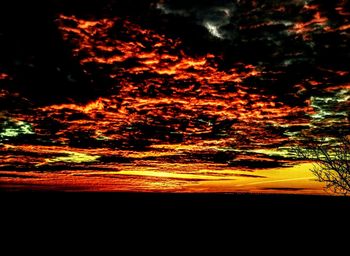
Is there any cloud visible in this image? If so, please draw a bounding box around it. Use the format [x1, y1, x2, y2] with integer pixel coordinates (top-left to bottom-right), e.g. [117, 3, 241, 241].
[155, 0, 236, 39]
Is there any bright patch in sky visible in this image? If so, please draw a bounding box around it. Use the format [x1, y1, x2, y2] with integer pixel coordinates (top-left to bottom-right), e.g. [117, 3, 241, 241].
[204, 22, 223, 38]
[0, 121, 34, 140]
[45, 152, 100, 164]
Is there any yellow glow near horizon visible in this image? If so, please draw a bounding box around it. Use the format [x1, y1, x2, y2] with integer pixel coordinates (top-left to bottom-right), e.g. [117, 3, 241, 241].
[177, 163, 325, 194]
[74, 162, 327, 194]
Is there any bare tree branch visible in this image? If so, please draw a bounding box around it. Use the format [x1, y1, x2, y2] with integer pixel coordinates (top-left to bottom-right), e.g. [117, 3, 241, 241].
[293, 136, 350, 195]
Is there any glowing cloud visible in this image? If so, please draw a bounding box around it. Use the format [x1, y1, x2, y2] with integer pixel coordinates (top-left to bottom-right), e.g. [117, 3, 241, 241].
[204, 22, 223, 39]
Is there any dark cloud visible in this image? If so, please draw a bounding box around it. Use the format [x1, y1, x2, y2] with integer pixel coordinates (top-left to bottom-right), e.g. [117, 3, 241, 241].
[155, 0, 236, 39]
[263, 187, 306, 191]
[154, 0, 314, 40]
[0, 173, 37, 179]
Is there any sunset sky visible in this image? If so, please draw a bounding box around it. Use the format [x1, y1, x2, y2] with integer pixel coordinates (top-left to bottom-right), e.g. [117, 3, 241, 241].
[0, 0, 349, 194]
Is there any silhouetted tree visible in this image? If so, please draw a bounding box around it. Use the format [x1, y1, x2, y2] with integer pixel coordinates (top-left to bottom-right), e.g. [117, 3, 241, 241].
[293, 136, 350, 195]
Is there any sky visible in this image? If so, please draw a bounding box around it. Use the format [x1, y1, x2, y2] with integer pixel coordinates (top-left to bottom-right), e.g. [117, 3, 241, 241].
[0, 0, 349, 193]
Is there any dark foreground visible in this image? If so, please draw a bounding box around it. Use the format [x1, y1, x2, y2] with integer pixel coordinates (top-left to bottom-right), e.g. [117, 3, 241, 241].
[2, 192, 350, 212]
[2, 193, 349, 234]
